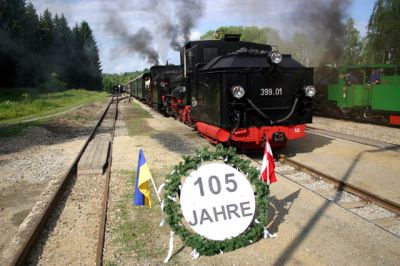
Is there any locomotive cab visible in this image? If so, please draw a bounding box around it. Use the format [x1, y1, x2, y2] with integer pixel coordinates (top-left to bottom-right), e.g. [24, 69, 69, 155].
[149, 65, 181, 113]
[181, 36, 315, 149]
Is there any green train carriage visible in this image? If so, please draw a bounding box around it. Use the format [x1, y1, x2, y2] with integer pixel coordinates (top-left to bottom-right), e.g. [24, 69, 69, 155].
[316, 64, 400, 126]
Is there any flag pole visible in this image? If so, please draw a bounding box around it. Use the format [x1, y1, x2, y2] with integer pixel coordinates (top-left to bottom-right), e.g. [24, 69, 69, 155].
[150, 176, 162, 203]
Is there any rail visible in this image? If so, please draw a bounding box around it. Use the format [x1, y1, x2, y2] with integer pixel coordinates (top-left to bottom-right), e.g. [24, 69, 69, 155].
[9, 95, 119, 266]
[282, 158, 400, 216]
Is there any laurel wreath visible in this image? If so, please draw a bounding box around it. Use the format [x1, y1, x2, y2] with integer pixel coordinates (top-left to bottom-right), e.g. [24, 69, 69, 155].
[163, 144, 268, 256]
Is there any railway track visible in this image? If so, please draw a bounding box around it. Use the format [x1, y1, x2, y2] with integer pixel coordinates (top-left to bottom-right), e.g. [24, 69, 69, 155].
[282, 157, 400, 216]
[251, 156, 400, 238]
[307, 126, 400, 152]
[249, 124, 400, 238]
[247, 125, 400, 238]
[5, 94, 123, 266]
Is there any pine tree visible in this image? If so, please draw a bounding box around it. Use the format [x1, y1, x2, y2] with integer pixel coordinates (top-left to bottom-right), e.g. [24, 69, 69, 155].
[16, 2, 41, 86]
[0, 1, 102, 89]
[36, 8, 56, 83]
[77, 21, 102, 90]
[53, 14, 72, 82]
[65, 24, 83, 89]
[0, 0, 27, 87]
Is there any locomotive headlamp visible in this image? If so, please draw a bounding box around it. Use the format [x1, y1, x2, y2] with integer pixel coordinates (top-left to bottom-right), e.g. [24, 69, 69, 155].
[268, 51, 282, 64]
[304, 85, 316, 97]
[231, 85, 245, 99]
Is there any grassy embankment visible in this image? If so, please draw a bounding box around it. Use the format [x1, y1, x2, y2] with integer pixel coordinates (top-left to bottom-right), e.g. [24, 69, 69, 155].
[104, 103, 178, 264]
[123, 102, 154, 136]
[105, 170, 170, 265]
[0, 88, 108, 137]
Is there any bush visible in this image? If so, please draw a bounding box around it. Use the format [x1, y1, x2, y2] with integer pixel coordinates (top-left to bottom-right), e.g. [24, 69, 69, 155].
[38, 73, 67, 92]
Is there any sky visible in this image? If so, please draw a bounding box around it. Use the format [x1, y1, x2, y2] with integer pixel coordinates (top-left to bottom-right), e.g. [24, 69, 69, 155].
[30, 0, 376, 74]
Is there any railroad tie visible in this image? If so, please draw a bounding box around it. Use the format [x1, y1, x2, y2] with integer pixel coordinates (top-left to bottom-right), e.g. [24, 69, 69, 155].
[78, 138, 110, 175]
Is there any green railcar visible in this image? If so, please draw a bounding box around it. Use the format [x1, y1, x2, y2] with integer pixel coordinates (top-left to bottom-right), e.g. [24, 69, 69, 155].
[316, 64, 400, 126]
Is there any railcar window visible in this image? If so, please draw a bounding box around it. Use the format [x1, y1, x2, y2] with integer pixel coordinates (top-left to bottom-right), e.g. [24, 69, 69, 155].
[344, 69, 363, 85]
[197, 80, 206, 101]
[382, 68, 396, 76]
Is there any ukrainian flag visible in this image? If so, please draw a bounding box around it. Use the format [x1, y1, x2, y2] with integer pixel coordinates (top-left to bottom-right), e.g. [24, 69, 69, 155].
[133, 149, 152, 207]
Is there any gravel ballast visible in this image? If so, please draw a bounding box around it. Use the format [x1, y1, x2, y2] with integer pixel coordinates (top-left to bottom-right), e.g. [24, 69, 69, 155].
[0, 99, 107, 261]
[311, 116, 400, 145]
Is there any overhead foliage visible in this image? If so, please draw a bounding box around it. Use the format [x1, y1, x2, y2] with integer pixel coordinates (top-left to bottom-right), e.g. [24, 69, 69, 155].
[340, 18, 363, 65]
[201, 26, 269, 44]
[365, 0, 400, 64]
[0, 0, 102, 90]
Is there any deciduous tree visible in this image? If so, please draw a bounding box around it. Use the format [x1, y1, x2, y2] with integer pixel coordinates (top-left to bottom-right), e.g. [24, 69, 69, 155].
[341, 18, 363, 65]
[366, 0, 400, 63]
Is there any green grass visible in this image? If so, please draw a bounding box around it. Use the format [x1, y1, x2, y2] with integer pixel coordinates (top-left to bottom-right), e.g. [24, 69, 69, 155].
[126, 118, 154, 136]
[123, 102, 154, 136]
[128, 102, 152, 119]
[0, 88, 108, 123]
[112, 171, 167, 260]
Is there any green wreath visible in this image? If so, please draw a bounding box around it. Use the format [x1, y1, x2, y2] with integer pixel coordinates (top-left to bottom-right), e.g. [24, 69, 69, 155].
[163, 144, 268, 256]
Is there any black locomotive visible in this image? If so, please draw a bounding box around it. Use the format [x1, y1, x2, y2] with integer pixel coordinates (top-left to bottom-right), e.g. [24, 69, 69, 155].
[124, 34, 315, 150]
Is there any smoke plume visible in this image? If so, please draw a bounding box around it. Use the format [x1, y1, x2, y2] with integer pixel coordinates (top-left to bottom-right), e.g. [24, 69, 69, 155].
[105, 11, 159, 65]
[104, 0, 203, 65]
[217, 0, 351, 66]
[154, 0, 204, 51]
[176, 0, 204, 43]
[290, 0, 351, 65]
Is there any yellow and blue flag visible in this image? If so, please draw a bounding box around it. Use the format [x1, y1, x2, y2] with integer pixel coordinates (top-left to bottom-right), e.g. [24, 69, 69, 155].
[134, 149, 152, 207]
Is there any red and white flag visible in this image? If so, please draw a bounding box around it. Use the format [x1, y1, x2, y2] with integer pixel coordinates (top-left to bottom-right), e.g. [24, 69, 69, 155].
[260, 138, 277, 185]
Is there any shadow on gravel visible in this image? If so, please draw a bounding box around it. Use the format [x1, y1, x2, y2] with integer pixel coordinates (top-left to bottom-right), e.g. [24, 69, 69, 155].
[267, 190, 301, 234]
[281, 133, 334, 157]
[244, 133, 334, 160]
[150, 132, 195, 155]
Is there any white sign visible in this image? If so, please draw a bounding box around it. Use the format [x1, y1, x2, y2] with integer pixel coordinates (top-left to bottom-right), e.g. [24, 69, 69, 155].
[180, 163, 256, 241]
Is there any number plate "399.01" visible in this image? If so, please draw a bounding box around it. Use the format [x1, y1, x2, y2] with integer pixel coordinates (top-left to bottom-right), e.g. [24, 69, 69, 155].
[260, 87, 283, 96]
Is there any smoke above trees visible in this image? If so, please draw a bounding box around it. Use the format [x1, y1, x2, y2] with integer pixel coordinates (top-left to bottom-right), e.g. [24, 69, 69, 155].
[103, 0, 353, 67]
[104, 0, 203, 65]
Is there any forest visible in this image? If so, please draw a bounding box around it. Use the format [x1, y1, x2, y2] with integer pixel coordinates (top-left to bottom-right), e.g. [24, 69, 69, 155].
[0, 0, 102, 90]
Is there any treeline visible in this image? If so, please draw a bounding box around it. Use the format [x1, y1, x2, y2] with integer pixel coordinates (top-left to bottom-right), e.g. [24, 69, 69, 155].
[0, 0, 102, 90]
[201, 0, 399, 67]
[103, 71, 145, 92]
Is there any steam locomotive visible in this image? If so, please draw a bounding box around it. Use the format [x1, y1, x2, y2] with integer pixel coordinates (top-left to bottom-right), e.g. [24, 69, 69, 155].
[124, 34, 315, 150]
[314, 64, 400, 126]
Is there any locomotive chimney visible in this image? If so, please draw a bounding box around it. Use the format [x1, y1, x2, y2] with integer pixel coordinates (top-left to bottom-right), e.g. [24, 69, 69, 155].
[183, 47, 187, 77]
[222, 34, 241, 42]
